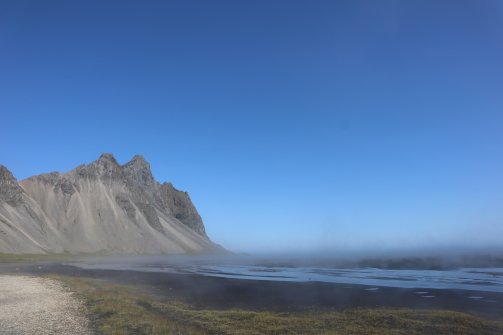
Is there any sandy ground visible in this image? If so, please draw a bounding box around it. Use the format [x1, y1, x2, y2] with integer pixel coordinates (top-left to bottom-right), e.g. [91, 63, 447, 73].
[0, 275, 93, 335]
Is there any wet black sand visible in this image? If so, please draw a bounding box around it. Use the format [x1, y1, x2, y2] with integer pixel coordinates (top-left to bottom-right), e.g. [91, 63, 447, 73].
[1, 262, 502, 320]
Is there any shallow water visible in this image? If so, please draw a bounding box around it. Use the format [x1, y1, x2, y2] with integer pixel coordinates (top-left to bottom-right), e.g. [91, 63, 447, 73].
[67, 255, 503, 293]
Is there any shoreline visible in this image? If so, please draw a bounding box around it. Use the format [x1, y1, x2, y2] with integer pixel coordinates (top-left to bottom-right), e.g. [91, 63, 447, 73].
[1, 262, 502, 320]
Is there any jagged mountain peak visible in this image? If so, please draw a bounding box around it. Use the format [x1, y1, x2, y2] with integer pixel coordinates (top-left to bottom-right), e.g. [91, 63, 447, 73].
[124, 154, 151, 171]
[130, 154, 147, 163]
[0, 155, 221, 254]
[0, 164, 14, 179]
[123, 154, 155, 188]
[0, 164, 24, 205]
[94, 153, 120, 166]
[82, 153, 122, 180]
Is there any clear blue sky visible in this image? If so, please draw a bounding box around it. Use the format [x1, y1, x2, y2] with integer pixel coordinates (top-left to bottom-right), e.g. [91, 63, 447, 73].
[1, 1, 502, 253]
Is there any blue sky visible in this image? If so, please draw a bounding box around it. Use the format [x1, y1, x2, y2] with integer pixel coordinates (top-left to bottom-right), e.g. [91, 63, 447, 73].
[1, 1, 502, 252]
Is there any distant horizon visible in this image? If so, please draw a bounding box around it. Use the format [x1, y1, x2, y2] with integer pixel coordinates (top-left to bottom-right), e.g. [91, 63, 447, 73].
[2, 1, 502, 253]
[3, 151, 503, 254]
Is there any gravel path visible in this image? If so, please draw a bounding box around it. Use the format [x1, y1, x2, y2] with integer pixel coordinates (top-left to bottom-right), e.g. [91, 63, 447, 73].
[0, 275, 93, 335]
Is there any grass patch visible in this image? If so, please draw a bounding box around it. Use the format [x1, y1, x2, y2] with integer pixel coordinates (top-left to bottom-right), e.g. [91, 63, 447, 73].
[0, 253, 78, 262]
[52, 275, 503, 335]
[0, 252, 116, 263]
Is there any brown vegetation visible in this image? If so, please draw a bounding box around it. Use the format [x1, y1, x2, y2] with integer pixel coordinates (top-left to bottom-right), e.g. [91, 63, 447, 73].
[54, 275, 503, 335]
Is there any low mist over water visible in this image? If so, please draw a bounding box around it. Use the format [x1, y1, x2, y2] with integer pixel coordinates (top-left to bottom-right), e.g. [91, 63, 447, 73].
[66, 250, 503, 293]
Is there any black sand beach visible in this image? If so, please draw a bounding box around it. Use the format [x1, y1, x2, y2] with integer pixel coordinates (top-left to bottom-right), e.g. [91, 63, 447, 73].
[1, 262, 502, 321]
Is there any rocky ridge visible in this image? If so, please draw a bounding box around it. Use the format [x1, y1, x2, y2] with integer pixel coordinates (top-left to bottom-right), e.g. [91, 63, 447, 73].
[0, 154, 220, 254]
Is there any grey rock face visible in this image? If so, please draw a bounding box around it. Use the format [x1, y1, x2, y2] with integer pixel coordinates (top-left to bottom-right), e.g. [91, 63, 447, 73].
[0, 165, 24, 206]
[123, 155, 156, 189]
[0, 154, 221, 254]
[87, 153, 123, 181]
[160, 182, 206, 236]
[115, 194, 136, 220]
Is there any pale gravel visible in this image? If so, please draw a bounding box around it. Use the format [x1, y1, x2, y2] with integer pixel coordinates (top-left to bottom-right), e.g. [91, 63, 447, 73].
[0, 275, 93, 335]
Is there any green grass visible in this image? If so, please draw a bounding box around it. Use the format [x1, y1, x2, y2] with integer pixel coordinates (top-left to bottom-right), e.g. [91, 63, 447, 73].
[0, 253, 77, 262]
[0, 252, 114, 263]
[52, 275, 503, 335]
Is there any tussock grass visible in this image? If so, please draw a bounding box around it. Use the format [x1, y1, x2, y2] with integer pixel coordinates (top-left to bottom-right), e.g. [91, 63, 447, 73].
[53, 275, 503, 335]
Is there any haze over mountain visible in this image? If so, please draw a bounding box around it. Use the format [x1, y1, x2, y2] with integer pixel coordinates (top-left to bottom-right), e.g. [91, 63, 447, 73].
[0, 154, 220, 254]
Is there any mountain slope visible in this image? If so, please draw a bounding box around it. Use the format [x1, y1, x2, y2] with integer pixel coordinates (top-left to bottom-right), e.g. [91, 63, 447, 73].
[0, 154, 221, 254]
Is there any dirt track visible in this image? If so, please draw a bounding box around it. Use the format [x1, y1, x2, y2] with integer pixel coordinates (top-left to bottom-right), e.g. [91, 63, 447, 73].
[0, 275, 92, 335]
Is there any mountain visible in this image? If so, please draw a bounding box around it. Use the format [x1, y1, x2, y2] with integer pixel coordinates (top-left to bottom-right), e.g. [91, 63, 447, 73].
[0, 154, 222, 254]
